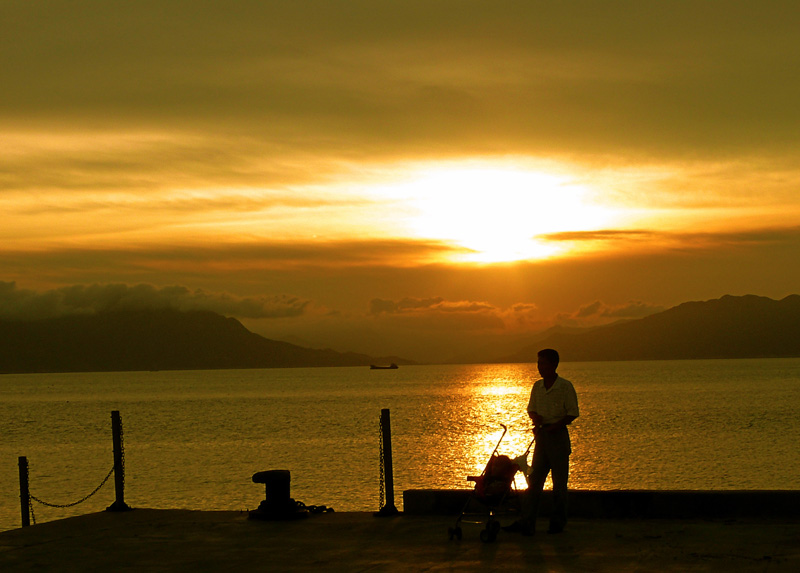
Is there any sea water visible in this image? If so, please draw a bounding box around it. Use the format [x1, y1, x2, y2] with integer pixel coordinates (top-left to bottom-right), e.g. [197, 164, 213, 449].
[1, 359, 799, 532]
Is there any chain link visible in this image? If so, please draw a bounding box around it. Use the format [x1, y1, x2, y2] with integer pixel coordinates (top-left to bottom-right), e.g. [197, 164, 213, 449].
[30, 466, 115, 509]
[119, 413, 125, 491]
[23, 460, 36, 525]
[378, 413, 386, 510]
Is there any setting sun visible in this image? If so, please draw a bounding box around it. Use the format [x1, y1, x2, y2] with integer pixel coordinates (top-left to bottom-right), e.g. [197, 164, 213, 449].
[387, 165, 616, 263]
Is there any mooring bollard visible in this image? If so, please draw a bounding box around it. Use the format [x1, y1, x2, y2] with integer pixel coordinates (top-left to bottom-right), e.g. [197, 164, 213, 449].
[107, 410, 131, 511]
[18, 456, 30, 527]
[375, 408, 399, 516]
[249, 469, 309, 520]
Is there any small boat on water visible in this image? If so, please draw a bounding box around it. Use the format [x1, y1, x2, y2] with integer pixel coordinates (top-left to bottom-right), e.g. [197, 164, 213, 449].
[370, 363, 398, 370]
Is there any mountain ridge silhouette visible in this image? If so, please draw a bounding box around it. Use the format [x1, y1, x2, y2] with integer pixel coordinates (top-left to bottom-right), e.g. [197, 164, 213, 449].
[2, 294, 799, 373]
[497, 294, 800, 363]
[0, 308, 409, 373]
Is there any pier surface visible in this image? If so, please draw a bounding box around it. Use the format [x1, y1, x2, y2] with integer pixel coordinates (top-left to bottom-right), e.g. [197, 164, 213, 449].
[1, 509, 798, 571]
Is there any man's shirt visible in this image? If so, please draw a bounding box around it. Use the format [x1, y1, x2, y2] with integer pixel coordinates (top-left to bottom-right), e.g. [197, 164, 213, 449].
[527, 376, 579, 425]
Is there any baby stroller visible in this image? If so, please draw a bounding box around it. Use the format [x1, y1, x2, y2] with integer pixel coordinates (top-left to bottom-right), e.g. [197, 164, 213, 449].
[447, 424, 534, 542]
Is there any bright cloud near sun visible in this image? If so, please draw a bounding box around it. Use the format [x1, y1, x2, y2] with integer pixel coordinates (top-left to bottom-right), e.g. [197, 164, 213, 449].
[367, 162, 621, 263]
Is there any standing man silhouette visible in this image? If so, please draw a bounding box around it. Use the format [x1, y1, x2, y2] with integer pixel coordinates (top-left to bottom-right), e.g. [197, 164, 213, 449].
[506, 348, 579, 535]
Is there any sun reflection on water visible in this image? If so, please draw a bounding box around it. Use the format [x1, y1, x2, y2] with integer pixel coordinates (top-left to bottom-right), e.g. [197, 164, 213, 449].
[445, 364, 540, 491]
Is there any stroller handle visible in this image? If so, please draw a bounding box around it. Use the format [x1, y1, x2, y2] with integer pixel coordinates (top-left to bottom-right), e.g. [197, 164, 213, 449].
[485, 424, 508, 463]
[523, 434, 536, 455]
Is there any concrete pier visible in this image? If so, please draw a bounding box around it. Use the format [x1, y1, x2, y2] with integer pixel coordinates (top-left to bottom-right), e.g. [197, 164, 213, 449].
[1, 491, 798, 571]
[1, 509, 799, 572]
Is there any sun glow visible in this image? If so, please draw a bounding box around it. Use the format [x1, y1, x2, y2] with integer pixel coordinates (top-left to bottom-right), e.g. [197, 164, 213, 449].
[386, 165, 616, 263]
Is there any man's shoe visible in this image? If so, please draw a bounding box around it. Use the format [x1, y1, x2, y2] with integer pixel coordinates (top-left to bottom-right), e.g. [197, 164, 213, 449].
[502, 521, 534, 536]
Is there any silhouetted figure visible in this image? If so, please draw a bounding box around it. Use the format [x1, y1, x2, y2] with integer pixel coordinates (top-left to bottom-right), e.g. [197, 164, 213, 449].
[505, 348, 579, 536]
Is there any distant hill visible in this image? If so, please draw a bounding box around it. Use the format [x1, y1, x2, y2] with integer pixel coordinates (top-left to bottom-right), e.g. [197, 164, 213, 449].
[443, 324, 604, 364]
[0, 309, 411, 373]
[498, 294, 800, 363]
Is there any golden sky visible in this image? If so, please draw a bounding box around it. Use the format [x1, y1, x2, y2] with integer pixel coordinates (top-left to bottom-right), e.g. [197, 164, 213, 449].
[2, 1, 800, 362]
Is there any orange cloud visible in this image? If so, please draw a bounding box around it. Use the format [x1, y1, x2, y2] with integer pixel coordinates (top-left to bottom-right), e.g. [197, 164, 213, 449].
[555, 300, 665, 328]
[0, 281, 309, 321]
[367, 296, 547, 333]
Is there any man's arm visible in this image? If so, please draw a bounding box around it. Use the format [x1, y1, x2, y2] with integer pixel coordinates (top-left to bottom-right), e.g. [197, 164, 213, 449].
[528, 410, 543, 435]
[543, 415, 576, 432]
[529, 410, 575, 429]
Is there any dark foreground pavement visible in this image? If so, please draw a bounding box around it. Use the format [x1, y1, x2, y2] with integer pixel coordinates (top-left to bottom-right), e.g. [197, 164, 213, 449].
[1, 509, 798, 572]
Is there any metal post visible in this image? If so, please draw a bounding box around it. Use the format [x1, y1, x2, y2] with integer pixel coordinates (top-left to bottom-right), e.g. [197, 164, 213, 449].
[18, 456, 30, 527]
[376, 408, 399, 516]
[107, 410, 131, 511]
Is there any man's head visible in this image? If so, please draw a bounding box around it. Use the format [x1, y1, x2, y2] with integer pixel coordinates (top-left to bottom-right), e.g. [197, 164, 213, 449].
[537, 348, 559, 378]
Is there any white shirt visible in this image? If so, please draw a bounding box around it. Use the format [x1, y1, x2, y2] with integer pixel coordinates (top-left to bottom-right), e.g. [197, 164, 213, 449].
[527, 375, 579, 425]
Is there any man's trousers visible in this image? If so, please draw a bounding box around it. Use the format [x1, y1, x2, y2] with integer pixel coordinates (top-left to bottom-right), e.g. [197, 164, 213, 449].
[522, 427, 571, 531]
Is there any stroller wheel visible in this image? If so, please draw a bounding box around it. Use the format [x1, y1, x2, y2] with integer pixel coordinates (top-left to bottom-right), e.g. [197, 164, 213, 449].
[448, 526, 462, 541]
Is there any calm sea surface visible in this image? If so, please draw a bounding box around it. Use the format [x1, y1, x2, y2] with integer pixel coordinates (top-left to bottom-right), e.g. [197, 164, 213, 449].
[2, 359, 799, 532]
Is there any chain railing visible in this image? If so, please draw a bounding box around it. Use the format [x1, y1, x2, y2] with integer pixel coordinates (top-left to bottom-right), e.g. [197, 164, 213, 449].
[378, 414, 386, 510]
[108, 410, 130, 511]
[26, 464, 115, 524]
[18, 410, 130, 527]
[19, 408, 394, 527]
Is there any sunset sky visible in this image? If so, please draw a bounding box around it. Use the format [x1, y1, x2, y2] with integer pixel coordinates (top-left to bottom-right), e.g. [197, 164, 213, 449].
[2, 1, 799, 362]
